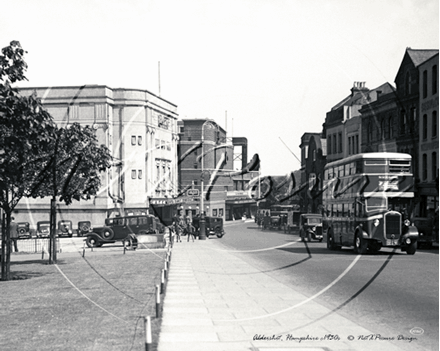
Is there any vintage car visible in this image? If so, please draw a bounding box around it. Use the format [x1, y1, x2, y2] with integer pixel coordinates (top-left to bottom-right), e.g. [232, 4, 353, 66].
[77, 221, 92, 237]
[57, 220, 73, 237]
[36, 221, 51, 238]
[17, 222, 32, 239]
[299, 214, 323, 242]
[85, 215, 159, 248]
[192, 216, 225, 238]
[413, 217, 434, 249]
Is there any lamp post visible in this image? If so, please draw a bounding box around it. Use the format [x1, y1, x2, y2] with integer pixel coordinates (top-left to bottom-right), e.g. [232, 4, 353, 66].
[199, 120, 215, 240]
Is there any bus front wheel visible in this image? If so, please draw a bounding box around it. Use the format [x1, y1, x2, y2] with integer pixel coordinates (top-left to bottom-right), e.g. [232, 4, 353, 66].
[354, 232, 368, 254]
[406, 241, 417, 255]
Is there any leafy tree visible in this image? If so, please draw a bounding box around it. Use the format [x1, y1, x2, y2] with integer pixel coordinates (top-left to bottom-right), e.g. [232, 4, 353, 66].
[0, 41, 57, 280]
[0, 41, 112, 280]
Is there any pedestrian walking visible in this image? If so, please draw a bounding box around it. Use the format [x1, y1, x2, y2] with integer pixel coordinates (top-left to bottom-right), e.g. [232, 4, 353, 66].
[172, 213, 182, 243]
[186, 216, 195, 242]
[10, 217, 19, 252]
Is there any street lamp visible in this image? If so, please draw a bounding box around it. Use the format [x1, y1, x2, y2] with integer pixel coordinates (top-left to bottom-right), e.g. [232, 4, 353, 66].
[199, 120, 215, 240]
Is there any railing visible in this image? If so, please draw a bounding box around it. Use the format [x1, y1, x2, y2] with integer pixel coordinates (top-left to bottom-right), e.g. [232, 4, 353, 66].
[1, 238, 61, 253]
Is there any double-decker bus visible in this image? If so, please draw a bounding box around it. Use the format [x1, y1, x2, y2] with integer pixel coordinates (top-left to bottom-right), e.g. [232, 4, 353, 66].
[322, 152, 419, 255]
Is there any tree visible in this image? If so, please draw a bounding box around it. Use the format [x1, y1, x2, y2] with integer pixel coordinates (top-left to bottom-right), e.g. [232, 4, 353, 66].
[0, 41, 57, 280]
[0, 41, 112, 280]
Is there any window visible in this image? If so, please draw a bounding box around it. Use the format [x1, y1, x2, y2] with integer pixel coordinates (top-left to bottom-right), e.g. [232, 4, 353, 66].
[432, 152, 437, 181]
[400, 110, 406, 134]
[333, 135, 337, 155]
[423, 70, 428, 98]
[328, 135, 332, 154]
[387, 117, 392, 139]
[138, 136, 142, 146]
[366, 197, 386, 212]
[355, 135, 359, 154]
[423, 153, 428, 181]
[433, 111, 437, 138]
[381, 119, 385, 140]
[433, 65, 438, 95]
[338, 132, 342, 153]
[368, 122, 373, 142]
[138, 170, 142, 179]
[405, 71, 411, 95]
[155, 139, 160, 149]
[423, 114, 428, 139]
[131, 170, 136, 179]
[131, 136, 136, 145]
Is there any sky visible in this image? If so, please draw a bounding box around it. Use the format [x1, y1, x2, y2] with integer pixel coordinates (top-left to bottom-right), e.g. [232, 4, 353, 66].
[1, 0, 438, 176]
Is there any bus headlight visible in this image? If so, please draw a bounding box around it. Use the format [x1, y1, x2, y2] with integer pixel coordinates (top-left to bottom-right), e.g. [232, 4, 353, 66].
[404, 219, 410, 226]
[374, 219, 380, 227]
[405, 238, 411, 245]
[312, 226, 316, 231]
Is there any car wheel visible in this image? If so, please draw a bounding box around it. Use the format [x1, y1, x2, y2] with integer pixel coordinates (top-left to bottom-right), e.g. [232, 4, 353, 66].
[86, 236, 99, 248]
[406, 241, 417, 255]
[326, 229, 338, 250]
[215, 227, 223, 238]
[101, 227, 114, 240]
[368, 241, 382, 253]
[354, 231, 368, 254]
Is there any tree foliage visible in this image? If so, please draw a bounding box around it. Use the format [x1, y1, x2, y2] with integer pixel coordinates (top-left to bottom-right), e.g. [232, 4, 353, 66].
[0, 40, 112, 279]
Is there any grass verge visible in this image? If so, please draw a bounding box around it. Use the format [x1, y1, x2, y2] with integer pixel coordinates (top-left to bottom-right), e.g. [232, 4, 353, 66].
[0, 248, 167, 351]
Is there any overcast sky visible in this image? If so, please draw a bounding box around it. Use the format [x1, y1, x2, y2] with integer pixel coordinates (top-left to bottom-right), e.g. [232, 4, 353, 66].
[1, 0, 438, 175]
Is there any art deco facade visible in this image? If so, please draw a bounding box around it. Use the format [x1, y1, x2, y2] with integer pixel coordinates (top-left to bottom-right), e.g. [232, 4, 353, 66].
[15, 85, 178, 227]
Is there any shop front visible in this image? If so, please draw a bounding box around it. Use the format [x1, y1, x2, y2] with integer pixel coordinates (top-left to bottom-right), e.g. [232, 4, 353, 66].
[225, 191, 257, 220]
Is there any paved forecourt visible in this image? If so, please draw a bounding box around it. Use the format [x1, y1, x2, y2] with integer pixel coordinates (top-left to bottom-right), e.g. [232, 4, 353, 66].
[157, 237, 404, 351]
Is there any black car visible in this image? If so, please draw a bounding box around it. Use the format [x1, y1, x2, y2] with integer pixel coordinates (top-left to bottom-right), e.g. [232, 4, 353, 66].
[85, 215, 158, 248]
[299, 214, 323, 242]
[57, 220, 73, 238]
[192, 216, 225, 238]
[17, 222, 32, 239]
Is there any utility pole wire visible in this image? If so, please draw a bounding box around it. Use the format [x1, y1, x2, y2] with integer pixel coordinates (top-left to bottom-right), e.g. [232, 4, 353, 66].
[279, 137, 301, 164]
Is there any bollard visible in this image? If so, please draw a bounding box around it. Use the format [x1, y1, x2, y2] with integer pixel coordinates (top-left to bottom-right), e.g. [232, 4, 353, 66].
[123, 240, 126, 255]
[144, 316, 152, 351]
[41, 245, 45, 260]
[155, 285, 161, 318]
[161, 269, 165, 294]
[82, 241, 86, 258]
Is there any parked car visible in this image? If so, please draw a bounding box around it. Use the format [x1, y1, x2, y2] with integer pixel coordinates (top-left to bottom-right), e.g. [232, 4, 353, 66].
[192, 216, 225, 238]
[57, 220, 73, 237]
[86, 215, 158, 248]
[17, 222, 32, 239]
[299, 214, 323, 242]
[413, 217, 434, 249]
[77, 221, 92, 237]
[36, 221, 51, 238]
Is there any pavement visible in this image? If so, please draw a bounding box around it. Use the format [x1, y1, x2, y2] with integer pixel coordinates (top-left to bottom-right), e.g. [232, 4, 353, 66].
[157, 233, 406, 351]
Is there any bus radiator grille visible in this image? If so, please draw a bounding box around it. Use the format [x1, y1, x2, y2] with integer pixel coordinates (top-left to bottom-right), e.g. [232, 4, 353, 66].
[385, 213, 401, 238]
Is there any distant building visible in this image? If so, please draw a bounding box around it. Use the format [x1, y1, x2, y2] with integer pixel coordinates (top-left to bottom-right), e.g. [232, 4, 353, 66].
[16, 85, 179, 227]
[176, 119, 258, 221]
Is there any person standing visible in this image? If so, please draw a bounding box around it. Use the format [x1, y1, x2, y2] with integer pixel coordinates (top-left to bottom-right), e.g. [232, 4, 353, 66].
[186, 216, 195, 242]
[10, 217, 19, 252]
